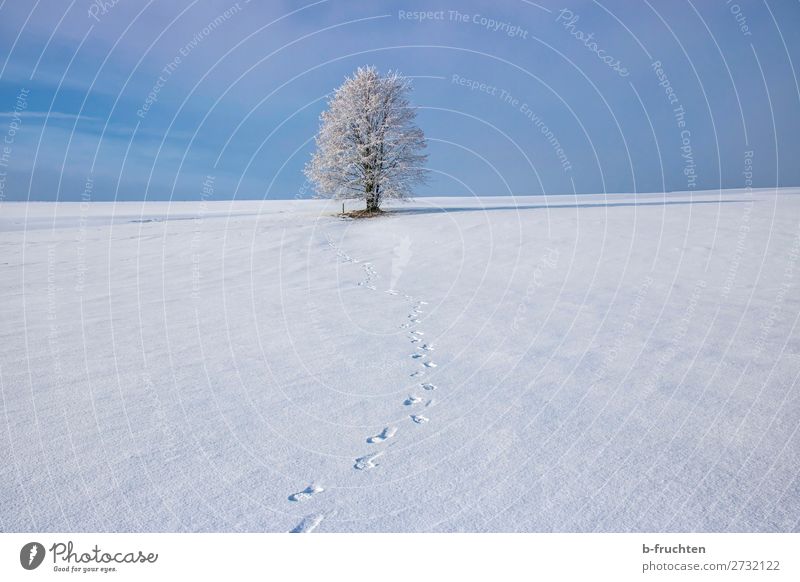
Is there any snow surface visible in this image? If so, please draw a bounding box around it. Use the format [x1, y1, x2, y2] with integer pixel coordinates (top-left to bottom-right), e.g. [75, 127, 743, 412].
[1, 189, 799, 532]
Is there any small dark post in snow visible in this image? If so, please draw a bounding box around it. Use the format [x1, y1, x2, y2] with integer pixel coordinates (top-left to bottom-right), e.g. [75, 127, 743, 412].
[342, 202, 345, 215]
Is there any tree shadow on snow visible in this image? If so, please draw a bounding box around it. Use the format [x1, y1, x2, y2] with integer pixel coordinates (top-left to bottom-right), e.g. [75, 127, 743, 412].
[389, 198, 753, 216]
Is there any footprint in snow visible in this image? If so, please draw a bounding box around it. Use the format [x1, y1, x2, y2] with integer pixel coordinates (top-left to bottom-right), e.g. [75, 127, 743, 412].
[385, 289, 399, 295]
[410, 370, 425, 377]
[367, 426, 397, 444]
[410, 330, 424, 336]
[421, 383, 437, 391]
[410, 353, 424, 359]
[289, 514, 325, 533]
[423, 361, 437, 368]
[410, 415, 429, 424]
[419, 344, 434, 351]
[410, 337, 420, 343]
[354, 452, 383, 470]
[404, 395, 422, 405]
[288, 484, 324, 502]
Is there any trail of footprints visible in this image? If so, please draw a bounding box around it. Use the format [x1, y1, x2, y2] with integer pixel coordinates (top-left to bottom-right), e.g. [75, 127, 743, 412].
[326, 236, 380, 289]
[290, 235, 442, 532]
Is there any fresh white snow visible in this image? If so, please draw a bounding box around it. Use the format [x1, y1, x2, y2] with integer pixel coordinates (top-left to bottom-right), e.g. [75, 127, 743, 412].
[1, 189, 799, 532]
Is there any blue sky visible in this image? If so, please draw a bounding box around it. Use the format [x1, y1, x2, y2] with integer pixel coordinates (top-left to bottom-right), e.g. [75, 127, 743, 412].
[0, 0, 798, 201]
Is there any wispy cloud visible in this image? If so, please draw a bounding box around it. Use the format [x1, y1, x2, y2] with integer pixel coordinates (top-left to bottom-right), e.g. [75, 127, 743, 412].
[0, 110, 195, 142]
[0, 110, 102, 122]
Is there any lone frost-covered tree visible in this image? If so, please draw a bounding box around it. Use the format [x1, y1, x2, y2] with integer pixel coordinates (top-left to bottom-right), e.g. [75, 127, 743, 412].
[305, 66, 427, 212]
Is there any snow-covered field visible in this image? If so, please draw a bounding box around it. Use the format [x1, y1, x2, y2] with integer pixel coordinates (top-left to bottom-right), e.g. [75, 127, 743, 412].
[1, 189, 799, 532]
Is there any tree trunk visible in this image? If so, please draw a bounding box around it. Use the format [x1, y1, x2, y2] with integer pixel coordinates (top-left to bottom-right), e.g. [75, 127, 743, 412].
[365, 184, 379, 212]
